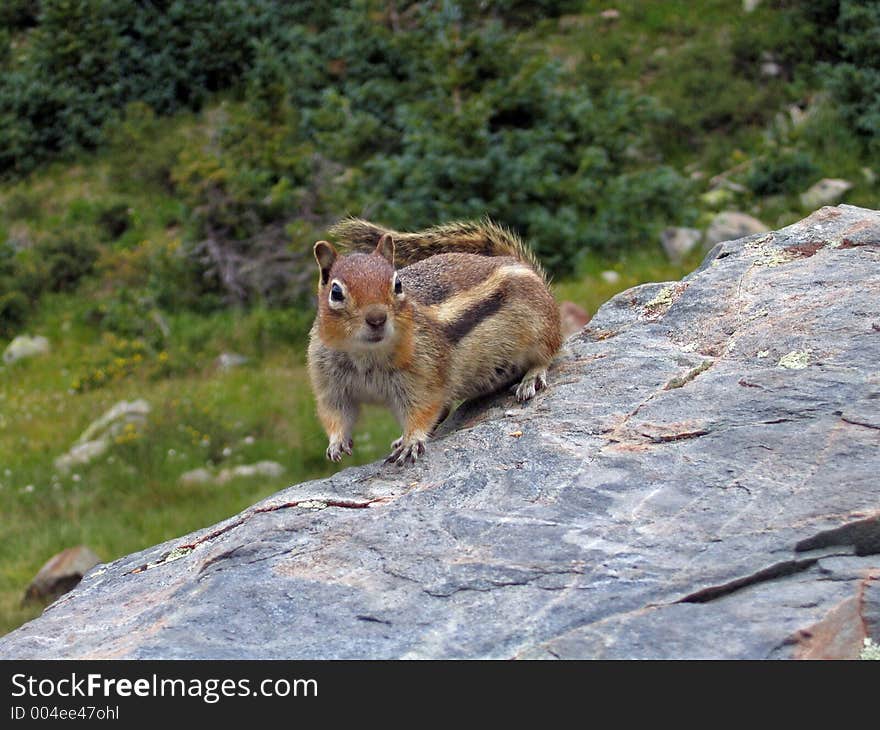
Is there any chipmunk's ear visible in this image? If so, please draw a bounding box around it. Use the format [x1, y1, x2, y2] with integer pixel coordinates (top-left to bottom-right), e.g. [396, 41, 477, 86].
[375, 233, 395, 267]
[314, 241, 337, 285]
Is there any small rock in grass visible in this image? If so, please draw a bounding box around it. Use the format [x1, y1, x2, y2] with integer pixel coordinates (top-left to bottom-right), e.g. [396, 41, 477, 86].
[3, 335, 50, 364]
[179, 468, 214, 486]
[800, 178, 853, 210]
[55, 440, 109, 472]
[559, 301, 591, 338]
[704, 212, 769, 248]
[216, 352, 249, 370]
[216, 461, 286, 485]
[23, 546, 101, 605]
[55, 400, 150, 472]
[660, 227, 703, 262]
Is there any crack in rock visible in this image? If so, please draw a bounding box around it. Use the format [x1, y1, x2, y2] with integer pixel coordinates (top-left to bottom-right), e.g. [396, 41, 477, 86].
[678, 558, 820, 604]
[127, 496, 383, 575]
[795, 515, 880, 557]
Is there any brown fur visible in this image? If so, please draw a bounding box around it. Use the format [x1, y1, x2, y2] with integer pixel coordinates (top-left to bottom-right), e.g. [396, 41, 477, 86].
[330, 217, 549, 283]
[308, 219, 562, 466]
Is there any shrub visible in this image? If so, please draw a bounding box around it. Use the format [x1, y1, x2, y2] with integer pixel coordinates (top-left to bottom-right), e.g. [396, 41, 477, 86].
[2, 1, 702, 282]
[0, 290, 29, 338]
[0, 228, 99, 337]
[64, 198, 132, 241]
[0, 0, 308, 176]
[745, 151, 820, 196]
[826, 1, 880, 152]
[95, 202, 132, 241]
[337, 21, 688, 269]
[731, 0, 841, 81]
[0, 28, 10, 69]
[84, 289, 162, 344]
[0, 0, 40, 31]
[657, 36, 782, 147]
[2, 188, 44, 224]
[170, 107, 320, 306]
[236, 7, 692, 274]
[33, 231, 99, 292]
[105, 103, 189, 193]
[455, 0, 582, 25]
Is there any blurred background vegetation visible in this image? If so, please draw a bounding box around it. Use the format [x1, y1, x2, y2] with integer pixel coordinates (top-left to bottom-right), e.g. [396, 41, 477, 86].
[1, 0, 878, 634]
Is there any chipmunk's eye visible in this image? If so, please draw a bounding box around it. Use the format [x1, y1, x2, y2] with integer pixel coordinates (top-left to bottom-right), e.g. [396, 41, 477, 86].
[393, 273, 403, 296]
[330, 282, 345, 302]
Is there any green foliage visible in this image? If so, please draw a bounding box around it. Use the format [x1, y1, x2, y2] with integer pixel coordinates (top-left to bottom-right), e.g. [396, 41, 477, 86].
[0, 228, 99, 337]
[64, 198, 132, 241]
[0, 290, 29, 338]
[0, 29, 10, 69]
[33, 231, 99, 292]
[0, 0, 304, 175]
[169, 109, 318, 306]
[0, 0, 40, 31]
[105, 103, 189, 193]
[95, 202, 132, 241]
[745, 151, 820, 196]
[70, 332, 150, 392]
[232, 5, 694, 273]
[84, 289, 164, 345]
[2, 187, 42, 221]
[731, 0, 841, 81]
[458, 0, 583, 26]
[0, 1, 696, 278]
[746, 1, 880, 156]
[826, 0, 880, 153]
[657, 36, 783, 145]
[239, 306, 315, 356]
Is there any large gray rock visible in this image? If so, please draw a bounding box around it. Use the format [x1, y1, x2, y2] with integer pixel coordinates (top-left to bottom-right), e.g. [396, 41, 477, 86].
[2, 205, 879, 659]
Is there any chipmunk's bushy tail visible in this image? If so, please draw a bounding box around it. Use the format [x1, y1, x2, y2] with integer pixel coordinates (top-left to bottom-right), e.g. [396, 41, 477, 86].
[329, 217, 548, 282]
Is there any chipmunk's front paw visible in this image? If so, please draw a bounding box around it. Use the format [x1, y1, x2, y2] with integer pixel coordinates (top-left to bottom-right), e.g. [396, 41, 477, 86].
[515, 368, 548, 402]
[385, 436, 426, 466]
[326, 438, 353, 462]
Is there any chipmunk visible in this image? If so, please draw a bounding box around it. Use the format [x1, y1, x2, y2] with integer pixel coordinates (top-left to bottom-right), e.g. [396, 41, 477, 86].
[307, 218, 562, 466]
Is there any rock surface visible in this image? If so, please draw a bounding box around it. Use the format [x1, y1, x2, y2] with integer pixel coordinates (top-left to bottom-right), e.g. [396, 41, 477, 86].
[23, 547, 101, 605]
[2, 205, 879, 659]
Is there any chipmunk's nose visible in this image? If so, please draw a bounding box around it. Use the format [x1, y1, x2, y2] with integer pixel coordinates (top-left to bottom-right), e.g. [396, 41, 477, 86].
[365, 308, 387, 329]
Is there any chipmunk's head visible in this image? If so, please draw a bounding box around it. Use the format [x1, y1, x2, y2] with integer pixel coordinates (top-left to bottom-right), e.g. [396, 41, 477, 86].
[313, 234, 409, 351]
